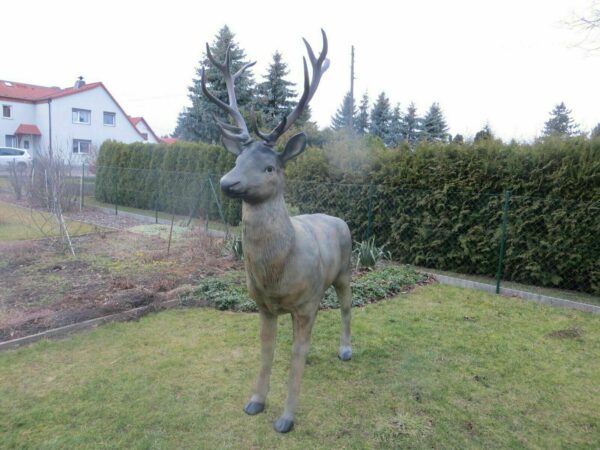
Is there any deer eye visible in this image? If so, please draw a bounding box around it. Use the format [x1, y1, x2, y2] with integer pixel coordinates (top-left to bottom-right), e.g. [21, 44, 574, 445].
[265, 166, 275, 173]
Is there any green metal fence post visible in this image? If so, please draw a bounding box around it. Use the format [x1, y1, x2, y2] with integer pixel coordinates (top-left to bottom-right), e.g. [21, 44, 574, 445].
[365, 182, 374, 241]
[495, 190, 511, 294]
[208, 175, 229, 239]
[114, 167, 118, 216]
[79, 162, 85, 211]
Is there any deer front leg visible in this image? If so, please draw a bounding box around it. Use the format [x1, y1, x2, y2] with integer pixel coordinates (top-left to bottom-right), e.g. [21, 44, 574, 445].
[244, 308, 277, 416]
[273, 311, 316, 433]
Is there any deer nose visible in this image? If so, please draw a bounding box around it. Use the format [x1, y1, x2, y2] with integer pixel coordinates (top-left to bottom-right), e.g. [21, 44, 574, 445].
[220, 179, 241, 195]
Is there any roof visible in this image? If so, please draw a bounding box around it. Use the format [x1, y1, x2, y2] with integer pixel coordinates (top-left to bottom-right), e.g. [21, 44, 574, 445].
[160, 137, 178, 144]
[0, 80, 102, 103]
[0, 81, 60, 101]
[15, 124, 42, 135]
[128, 116, 142, 126]
[128, 116, 160, 143]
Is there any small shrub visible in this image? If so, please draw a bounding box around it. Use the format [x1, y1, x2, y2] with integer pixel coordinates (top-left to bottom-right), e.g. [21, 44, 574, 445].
[353, 237, 391, 269]
[190, 266, 426, 313]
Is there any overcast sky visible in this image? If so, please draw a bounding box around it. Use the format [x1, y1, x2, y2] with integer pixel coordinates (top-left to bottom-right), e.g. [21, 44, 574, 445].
[3, 0, 599, 141]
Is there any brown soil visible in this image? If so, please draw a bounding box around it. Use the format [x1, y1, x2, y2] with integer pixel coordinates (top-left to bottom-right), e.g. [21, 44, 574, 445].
[0, 228, 241, 342]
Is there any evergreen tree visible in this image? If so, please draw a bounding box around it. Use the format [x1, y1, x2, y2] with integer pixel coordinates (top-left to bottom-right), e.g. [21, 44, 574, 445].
[452, 134, 464, 144]
[421, 102, 448, 142]
[543, 102, 580, 137]
[175, 25, 255, 143]
[400, 102, 420, 146]
[369, 92, 392, 143]
[474, 124, 493, 142]
[331, 92, 356, 131]
[387, 104, 403, 147]
[354, 92, 370, 135]
[591, 123, 600, 138]
[255, 51, 296, 129]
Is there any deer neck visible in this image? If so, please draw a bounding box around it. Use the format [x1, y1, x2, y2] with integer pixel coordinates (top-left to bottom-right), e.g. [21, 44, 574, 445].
[241, 194, 294, 286]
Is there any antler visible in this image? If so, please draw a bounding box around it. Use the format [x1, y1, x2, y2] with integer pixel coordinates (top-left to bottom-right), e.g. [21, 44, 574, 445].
[201, 44, 256, 143]
[254, 29, 330, 145]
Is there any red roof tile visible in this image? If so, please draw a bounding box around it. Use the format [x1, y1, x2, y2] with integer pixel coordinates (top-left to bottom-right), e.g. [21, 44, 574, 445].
[0, 81, 60, 102]
[0, 79, 103, 102]
[160, 137, 178, 144]
[128, 116, 142, 126]
[15, 124, 42, 135]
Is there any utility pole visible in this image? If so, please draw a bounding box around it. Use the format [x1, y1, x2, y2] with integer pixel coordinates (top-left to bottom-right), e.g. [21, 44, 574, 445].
[349, 45, 355, 129]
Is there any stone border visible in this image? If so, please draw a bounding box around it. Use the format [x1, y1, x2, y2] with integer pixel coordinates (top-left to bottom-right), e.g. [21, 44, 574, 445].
[0, 299, 183, 352]
[429, 273, 600, 314]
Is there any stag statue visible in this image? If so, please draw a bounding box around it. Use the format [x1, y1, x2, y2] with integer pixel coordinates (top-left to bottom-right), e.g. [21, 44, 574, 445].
[202, 30, 352, 433]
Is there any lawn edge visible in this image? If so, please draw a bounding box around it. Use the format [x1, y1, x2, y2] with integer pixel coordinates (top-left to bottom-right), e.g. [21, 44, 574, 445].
[428, 272, 600, 314]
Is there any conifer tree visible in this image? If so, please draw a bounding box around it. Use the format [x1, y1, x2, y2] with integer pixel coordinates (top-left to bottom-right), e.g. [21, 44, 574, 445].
[421, 102, 449, 142]
[387, 104, 403, 147]
[400, 102, 420, 146]
[543, 102, 580, 137]
[369, 92, 392, 143]
[255, 51, 296, 129]
[474, 124, 493, 142]
[175, 25, 255, 143]
[591, 123, 600, 138]
[331, 92, 356, 131]
[354, 92, 370, 135]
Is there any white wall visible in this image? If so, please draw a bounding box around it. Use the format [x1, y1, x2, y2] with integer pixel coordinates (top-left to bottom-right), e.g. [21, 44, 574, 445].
[0, 99, 37, 146]
[49, 86, 144, 162]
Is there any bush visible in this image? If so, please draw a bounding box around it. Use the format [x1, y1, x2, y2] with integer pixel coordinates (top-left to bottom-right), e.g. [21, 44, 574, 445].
[95, 140, 241, 224]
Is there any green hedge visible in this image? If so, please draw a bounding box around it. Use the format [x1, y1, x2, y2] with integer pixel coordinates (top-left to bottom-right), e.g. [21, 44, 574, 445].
[95, 140, 240, 223]
[285, 136, 600, 294]
[95, 136, 600, 293]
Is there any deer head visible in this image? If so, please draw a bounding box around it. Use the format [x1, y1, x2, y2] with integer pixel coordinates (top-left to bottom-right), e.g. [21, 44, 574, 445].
[201, 30, 329, 204]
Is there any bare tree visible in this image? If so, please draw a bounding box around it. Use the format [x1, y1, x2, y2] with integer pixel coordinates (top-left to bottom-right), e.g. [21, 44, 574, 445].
[569, 1, 600, 52]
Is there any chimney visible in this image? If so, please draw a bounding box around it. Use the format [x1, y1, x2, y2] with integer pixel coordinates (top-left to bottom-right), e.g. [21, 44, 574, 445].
[74, 76, 85, 89]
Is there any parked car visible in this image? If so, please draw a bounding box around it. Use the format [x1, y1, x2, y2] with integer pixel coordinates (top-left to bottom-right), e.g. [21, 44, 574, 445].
[0, 147, 32, 170]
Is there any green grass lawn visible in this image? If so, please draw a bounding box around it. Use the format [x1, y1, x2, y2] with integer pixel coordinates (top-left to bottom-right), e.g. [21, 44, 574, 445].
[1, 284, 599, 449]
[0, 201, 99, 240]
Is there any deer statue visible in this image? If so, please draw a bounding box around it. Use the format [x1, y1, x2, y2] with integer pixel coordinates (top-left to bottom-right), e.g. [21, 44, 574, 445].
[201, 30, 352, 433]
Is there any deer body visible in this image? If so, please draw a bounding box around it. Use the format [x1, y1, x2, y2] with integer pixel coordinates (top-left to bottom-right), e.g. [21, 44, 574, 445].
[202, 30, 351, 433]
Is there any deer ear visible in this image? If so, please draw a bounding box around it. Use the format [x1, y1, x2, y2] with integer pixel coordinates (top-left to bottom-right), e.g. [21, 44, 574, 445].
[221, 135, 243, 155]
[280, 132, 307, 163]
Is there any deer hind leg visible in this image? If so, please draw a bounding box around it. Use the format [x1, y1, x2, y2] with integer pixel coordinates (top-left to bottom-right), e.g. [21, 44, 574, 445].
[274, 310, 317, 433]
[334, 274, 352, 361]
[244, 309, 277, 416]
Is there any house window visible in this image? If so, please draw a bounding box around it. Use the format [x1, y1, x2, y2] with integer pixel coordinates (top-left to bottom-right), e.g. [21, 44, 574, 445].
[72, 108, 91, 124]
[2, 105, 12, 119]
[140, 132, 148, 140]
[103, 112, 116, 126]
[5, 135, 16, 147]
[73, 139, 92, 154]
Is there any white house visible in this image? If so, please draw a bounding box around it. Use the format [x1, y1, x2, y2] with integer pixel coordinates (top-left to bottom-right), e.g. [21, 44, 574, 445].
[0, 77, 161, 162]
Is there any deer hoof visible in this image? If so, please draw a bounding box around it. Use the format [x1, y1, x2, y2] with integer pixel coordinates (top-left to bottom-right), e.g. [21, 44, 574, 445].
[338, 346, 352, 361]
[244, 401, 265, 415]
[273, 417, 294, 433]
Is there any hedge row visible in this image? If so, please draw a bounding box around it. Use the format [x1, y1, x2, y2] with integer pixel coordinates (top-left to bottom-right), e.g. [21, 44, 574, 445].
[94, 141, 240, 223]
[95, 136, 600, 293]
[284, 136, 600, 294]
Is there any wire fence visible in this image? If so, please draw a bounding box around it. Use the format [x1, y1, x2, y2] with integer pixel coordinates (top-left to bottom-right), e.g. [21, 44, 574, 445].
[1, 164, 599, 301]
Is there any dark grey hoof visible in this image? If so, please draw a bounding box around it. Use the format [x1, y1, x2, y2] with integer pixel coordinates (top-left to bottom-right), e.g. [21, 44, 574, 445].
[273, 417, 294, 433]
[338, 348, 352, 361]
[244, 401, 265, 415]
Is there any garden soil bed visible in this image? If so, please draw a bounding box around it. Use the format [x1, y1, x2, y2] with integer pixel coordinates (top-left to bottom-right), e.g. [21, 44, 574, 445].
[0, 229, 240, 342]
